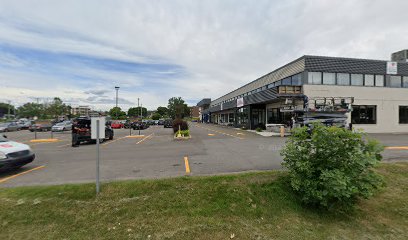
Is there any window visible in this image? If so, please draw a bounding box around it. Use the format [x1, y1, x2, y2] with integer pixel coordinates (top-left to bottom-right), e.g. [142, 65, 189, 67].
[267, 83, 275, 89]
[308, 72, 322, 84]
[351, 105, 377, 124]
[403, 77, 408, 88]
[267, 108, 279, 124]
[390, 76, 402, 88]
[275, 80, 282, 86]
[365, 74, 375, 86]
[282, 77, 291, 85]
[400, 106, 408, 124]
[322, 72, 336, 85]
[337, 73, 350, 85]
[229, 113, 235, 123]
[375, 75, 384, 87]
[291, 74, 302, 85]
[351, 74, 364, 86]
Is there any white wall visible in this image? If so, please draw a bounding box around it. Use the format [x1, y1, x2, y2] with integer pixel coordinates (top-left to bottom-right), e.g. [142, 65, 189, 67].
[303, 85, 408, 133]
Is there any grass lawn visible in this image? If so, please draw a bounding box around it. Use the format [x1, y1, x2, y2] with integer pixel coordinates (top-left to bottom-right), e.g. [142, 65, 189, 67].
[1, 163, 407, 240]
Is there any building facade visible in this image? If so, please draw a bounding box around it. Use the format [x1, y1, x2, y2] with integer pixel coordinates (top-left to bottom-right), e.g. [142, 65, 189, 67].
[208, 52, 408, 133]
[71, 105, 91, 116]
[196, 98, 211, 123]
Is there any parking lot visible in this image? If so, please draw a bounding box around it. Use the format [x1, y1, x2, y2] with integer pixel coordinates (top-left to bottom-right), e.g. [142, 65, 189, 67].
[1, 123, 407, 187]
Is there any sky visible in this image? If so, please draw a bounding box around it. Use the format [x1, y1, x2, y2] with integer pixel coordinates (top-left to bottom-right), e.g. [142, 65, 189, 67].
[0, 0, 407, 111]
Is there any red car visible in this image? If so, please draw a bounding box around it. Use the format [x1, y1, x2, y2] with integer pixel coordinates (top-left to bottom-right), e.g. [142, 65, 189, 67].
[111, 121, 124, 129]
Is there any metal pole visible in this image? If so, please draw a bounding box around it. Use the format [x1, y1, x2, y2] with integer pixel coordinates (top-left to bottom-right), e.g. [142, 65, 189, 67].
[51, 130, 53, 139]
[34, 130, 37, 140]
[96, 120, 100, 194]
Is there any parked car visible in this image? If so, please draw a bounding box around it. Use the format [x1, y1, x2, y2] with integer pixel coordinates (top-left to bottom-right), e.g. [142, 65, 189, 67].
[163, 119, 173, 128]
[72, 118, 114, 147]
[158, 119, 165, 125]
[0, 122, 21, 132]
[111, 120, 124, 129]
[52, 121, 72, 132]
[131, 121, 148, 130]
[29, 123, 52, 132]
[19, 120, 33, 130]
[0, 134, 35, 171]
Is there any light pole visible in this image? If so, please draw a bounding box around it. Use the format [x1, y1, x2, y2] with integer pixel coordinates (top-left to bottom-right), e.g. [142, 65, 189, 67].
[115, 86, 120, 119]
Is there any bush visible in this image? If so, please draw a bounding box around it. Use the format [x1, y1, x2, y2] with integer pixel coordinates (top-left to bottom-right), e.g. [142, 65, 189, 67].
[172, 118, 188, 133]
[175, 129, 190, 137]
[256, 127, 263, 132]
[281, 124, 384, 209]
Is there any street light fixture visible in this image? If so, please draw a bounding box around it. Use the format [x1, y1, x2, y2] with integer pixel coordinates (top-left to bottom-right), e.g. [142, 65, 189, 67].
[115, 86, 120, 119]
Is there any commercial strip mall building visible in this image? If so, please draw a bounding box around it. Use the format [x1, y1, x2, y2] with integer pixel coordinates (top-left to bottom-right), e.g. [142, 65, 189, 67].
[198, 50, 408, 133]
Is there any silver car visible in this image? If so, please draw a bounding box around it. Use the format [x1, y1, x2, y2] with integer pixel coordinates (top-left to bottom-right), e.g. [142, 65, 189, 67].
[0, 122, 21, 132]
[51, 121, 72, 132]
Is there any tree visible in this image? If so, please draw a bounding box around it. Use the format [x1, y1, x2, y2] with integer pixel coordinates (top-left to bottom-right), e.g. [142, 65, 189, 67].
[109, 107, 127, 120]
[156, 106, 168, 117]
[128, 107, 147, 118]
[46, 97, 70, 118]
[167, 97, 190, 119]
[151, 113, 161, 120]
[17, 103, 44, 118]
[0, 102, 15, 118]
[281, 124, 384, 209]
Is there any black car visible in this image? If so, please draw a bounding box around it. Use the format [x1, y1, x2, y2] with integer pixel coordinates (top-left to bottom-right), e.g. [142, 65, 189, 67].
[163, 119, 173, 128]
[131, 121, 147, 130]
[71, 118, 114, 147]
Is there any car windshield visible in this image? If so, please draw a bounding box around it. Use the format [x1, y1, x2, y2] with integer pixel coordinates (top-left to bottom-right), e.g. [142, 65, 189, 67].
[0, 123, 8, 127]
[55, 123, 64, 126]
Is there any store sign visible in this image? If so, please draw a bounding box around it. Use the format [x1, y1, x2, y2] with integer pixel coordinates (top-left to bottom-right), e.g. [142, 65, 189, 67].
[280, 105, 304, 112]
[387, 61, 398, 75]
[237, 98, 244, 108]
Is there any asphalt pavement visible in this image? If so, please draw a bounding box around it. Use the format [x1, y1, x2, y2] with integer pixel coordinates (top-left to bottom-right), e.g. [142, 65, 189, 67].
[0, 123, 407, 187]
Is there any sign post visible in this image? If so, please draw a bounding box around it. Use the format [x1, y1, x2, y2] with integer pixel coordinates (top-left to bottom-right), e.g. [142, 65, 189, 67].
[91, 117, 106, 194]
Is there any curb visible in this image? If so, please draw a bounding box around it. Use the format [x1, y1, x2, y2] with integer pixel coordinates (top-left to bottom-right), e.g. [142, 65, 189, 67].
[30, 139, 60, 143]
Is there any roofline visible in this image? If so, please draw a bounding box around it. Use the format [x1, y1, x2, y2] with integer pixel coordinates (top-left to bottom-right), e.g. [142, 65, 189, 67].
[211, 55, 306, 104]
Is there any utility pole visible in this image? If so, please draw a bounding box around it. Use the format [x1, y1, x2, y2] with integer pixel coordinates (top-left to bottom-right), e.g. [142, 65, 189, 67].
[115, 86, 120, 119]
[7, 100, 11, 119]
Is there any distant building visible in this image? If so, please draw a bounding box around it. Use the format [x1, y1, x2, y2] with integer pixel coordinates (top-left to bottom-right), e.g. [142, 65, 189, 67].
[190, 106, 200, 119]
[71, 106, 91, 116]
[391, 49, 408, 62]
[196, 98, 211, 122]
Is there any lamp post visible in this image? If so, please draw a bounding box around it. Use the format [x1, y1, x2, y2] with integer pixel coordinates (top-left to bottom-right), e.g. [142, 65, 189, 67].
[115, 86, 120, 119]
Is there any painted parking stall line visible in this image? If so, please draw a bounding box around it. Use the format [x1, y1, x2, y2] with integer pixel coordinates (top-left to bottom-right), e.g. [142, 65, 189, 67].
[0, 165, 45, 184]
[385, 146, 408, 150]
[194, 124, 244, 139]
[136, 133, 154, 145]
[184, 156, 191, 174]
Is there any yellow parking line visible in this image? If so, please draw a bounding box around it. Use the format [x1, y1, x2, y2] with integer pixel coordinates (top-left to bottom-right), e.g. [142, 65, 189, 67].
[385, 146, 408, 150]
[208, 133, 215, 136]
[184, 156, 190, 174]
[0, 165, 45, 184]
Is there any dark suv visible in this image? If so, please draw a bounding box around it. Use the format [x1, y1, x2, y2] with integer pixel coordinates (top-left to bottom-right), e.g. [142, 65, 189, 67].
[71, 118, 114, 147]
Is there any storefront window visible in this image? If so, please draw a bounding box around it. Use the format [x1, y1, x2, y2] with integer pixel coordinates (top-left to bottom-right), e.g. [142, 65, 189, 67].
[323, 72, 336, 85]
[236, 107, 249, 126]
[308, 72, 322, 84]
[390, 76, 402, 88]
[400, 106, 408, 124]
[351, 74, 364, 86]
[351, 105, 377, 124]
[282, 77, 291, 85]
[229, 113, 234, 123]
[267, 108, 279, 124]
[375, 75, 384, 86]
[337, 73, 350, 85]
[365, 74, 375, 86]
[403, 77, 408, 88]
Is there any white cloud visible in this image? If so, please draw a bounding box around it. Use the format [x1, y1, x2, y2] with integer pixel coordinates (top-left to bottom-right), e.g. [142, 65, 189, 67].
[0, 0, 407, 110]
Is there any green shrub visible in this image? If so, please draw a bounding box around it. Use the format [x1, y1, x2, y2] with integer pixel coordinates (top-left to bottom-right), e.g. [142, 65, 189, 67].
[281, 124, 384, 209]
[256, 127, 263, 132]
[175, 129, 190, 137]
[172, 118, 188, 133]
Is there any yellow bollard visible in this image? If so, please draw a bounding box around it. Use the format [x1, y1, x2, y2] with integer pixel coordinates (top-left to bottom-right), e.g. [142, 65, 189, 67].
[280, 126, 285, 137]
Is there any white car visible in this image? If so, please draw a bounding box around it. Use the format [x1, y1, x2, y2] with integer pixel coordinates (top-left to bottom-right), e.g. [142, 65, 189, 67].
[0, 135, 35, 171]
[51, 121, 72, 132]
